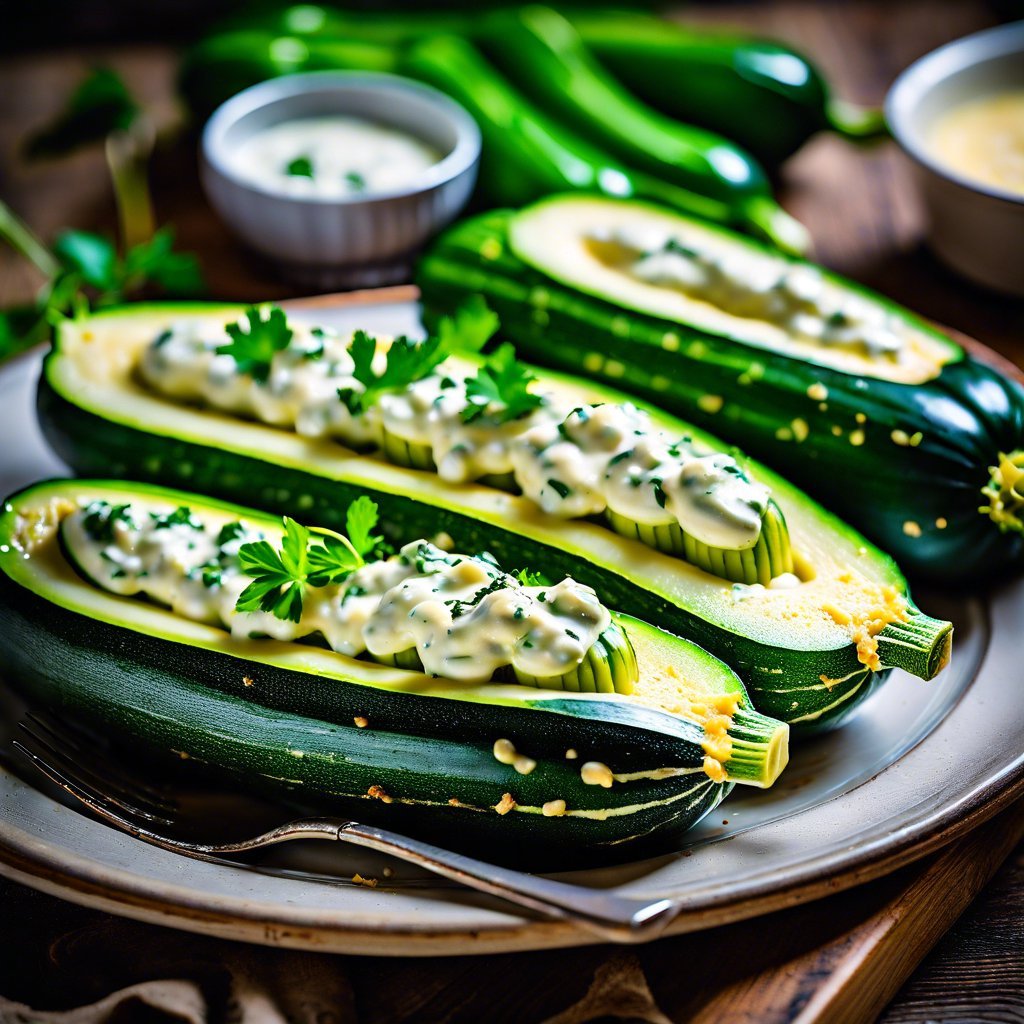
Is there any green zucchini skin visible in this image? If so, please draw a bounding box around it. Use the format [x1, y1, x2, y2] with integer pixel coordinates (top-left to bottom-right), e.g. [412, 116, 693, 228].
[416, 208, 1024, 582]
[37, 307, 952, 732]
[0, 480, 761, 868]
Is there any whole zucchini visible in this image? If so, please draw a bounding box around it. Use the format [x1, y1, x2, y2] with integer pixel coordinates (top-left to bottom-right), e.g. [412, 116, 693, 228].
[0, 479, 786, 867]
[221, 5, 886, 166]
[476, 7, 806, 252]
[416, 196, 1024, 582]
[37, 304, 952, 732]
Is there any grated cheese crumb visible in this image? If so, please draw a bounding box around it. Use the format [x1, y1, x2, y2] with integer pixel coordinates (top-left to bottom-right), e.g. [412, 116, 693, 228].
[494, 792, 516, 815]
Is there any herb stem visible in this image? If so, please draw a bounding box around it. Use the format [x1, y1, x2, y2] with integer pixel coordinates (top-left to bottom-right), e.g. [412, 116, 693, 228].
[105, 121, 156, 250]
[0, 200, 58, 278]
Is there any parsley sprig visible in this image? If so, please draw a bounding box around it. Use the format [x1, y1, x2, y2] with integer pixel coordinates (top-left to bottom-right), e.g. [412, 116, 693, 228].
[235, 496, 384, 623]
[216, 306, 293, 383]
[1, 67, 203, 363]
[338, 295, 500, 415]
[461, 343, 544, 424]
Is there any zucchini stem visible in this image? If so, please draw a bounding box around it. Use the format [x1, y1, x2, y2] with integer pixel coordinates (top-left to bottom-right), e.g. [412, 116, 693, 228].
[105, 121, 156, 250]
[740, 195, 810, 256]
[825, 99, 889, 142]
[876, 612, 953, 681]
[721, 707, 789, 788]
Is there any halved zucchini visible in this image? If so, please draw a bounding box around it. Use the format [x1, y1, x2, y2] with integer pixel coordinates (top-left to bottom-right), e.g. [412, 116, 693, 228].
[38, 305, 953, 731]
[417, 196, 1024, 580]
[0, 479, 788, 867]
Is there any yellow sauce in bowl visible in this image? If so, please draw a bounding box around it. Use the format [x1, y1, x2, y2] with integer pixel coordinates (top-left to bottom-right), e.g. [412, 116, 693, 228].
[928, 92, 1024, 197]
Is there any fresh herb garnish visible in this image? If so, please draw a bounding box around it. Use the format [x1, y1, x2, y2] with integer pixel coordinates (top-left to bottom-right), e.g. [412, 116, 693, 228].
[460, 343, 544, 424]
[514, 568, 550, 587]
[150, 506, 202, 531]
[344, 170, 366, 191]
[234, 497, 383, 622]
[663, 238, 699, 260]
[25, 67, 139, 160]
[216, 306, 293, 383]
[216, 521, 247, 547]
[344, 496, 384, 560]
[338, 297, 499, 415]
[286, 155, 314, 178]
[82, 501, 135, 542]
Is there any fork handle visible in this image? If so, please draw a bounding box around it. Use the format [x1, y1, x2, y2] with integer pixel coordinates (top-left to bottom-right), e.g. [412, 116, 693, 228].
[335, 821, 680, 943]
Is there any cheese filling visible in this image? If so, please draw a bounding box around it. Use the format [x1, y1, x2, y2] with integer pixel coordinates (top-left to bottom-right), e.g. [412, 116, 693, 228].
[138, 320, 775, 553]
[589, 226, 907, 359]
[59, 499, 612, 683]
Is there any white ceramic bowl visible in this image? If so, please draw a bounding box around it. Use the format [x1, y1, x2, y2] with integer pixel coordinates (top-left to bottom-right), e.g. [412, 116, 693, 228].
[201, 72, 481, 288]
[886, 21, 1024, 297]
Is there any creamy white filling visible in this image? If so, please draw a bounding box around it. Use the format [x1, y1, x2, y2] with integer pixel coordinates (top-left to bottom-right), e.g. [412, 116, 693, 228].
[377, 372, 556, 482]
[594, 226, 906, 359]
[364, 543, 610, 682]
[139, 319, 379, 446]
[229, 116, 442, 200]
[139, 320, 774, 553]
[60, 502, 611, 683]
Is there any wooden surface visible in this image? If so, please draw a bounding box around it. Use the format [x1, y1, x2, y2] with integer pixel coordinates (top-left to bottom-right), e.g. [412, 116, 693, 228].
[1, 2, 1023, 1021]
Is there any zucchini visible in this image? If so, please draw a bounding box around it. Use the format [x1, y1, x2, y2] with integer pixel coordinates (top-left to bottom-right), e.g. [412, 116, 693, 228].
[416, 196, 1024, 581]
[38, 304, 952, 731]
[0, 479, 788, 867]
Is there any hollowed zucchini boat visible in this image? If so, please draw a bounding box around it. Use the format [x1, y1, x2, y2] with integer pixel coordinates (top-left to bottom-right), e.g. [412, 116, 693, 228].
[37, 304, 953, 731]
[417, 195, 1024, 582]
[0, 479, 789, 867]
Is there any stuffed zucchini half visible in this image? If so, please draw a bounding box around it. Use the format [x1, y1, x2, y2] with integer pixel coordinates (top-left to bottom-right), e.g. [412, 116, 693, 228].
[0, 479, 788, 867]
[38, 304, 952, 731]
[417, 196, 1024, 582]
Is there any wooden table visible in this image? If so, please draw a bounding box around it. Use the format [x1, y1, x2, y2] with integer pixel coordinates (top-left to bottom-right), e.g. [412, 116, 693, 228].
[1, 2, 1022, 1021]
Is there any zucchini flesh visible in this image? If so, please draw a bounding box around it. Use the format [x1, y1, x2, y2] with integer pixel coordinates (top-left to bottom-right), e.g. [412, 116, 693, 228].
[0, 480, 789, 867]
[39, 306, 953, 731]
[416, 200, 1024, 581]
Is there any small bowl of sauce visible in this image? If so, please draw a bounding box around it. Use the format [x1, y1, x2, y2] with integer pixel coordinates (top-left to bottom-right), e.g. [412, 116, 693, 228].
[201, 72, 480, 288]
[886, 22, 1024, 297]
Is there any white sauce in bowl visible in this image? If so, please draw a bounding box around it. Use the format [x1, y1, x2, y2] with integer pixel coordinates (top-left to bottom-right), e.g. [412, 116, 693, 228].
[229, 116, 442, 199]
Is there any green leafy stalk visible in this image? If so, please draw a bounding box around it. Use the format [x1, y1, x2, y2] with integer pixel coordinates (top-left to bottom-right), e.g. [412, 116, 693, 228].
[0, 201, 203, 363]
[25, 66, 154, 250]
[0, 199, 58, 278]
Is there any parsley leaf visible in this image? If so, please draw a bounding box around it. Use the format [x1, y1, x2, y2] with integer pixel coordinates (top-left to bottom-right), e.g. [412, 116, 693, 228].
[461, 343, 544, 424]
[287, 155, 314, 178]
[306, 532, 364, 586]
[345, 496, 383, 558]
[53, 231, 118, 289]
[217, 306, 293, 383]
[236, 516, 309, 623]
[24, 67, 140, 159]
[234, 499, 382, 622]
[434, 294, 500, 355]
[339, 330, 442, 414]
[514, 568, 550, 587]
[339, 297, 500, 415]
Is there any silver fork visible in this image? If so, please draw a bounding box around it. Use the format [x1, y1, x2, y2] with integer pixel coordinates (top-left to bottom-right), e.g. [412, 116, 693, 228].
[13, 713, 683, 943]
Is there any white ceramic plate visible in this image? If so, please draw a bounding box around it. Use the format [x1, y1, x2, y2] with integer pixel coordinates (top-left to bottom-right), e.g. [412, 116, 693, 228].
[1, 293, 1021, 956]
